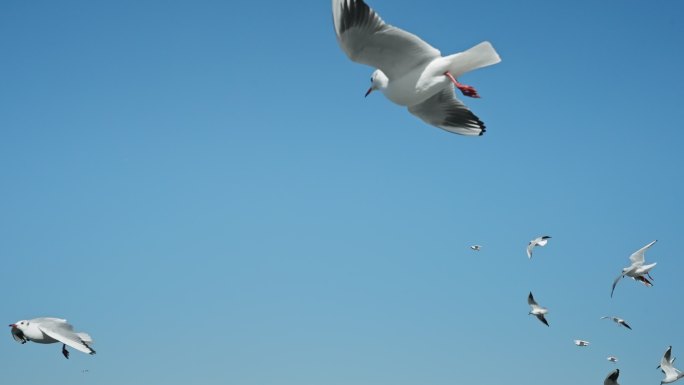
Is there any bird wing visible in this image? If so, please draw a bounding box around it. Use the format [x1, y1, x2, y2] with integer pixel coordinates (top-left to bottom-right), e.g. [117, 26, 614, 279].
[407, 88, 485, 136]
[526, 242, 534, 259]
[620, 320, 632, 330]
[663, 347, 675, 370]
[629, 240, 657, 265]
[536, 314, 549, 327]
[10, 326, 26, 343]
[604, 369, 620, 385]
[37, 320, 95, 355]
[527, 292, 538, 307]
[332, 0, 441, 79]
[610, 272, 626, 298]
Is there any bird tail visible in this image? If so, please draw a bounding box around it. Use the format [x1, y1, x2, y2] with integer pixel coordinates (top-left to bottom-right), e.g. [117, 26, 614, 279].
[444, 41, 501, 78]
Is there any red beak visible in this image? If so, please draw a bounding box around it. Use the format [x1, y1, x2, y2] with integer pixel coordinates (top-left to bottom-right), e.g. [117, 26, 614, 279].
[365, 87, 373, 97]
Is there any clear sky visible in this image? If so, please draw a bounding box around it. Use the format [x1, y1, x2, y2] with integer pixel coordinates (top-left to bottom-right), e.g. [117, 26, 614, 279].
[1, 0, 683, 384]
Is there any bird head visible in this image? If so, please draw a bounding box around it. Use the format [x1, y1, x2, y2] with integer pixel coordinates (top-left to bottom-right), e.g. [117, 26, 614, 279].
[9, 320, 30, 332]
[365, 69, 388, 97]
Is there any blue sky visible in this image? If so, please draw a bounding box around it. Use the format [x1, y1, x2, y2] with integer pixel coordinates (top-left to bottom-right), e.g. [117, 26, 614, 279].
[1, 0, 683, 384]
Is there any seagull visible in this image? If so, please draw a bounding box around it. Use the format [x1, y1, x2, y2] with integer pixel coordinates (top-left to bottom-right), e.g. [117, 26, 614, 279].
[610, 240, 658, 297]
[574, 339, 590, 347]
[332, 0, 501, 136]
[527, 292, 549, 327]
[470, 245, 482, 251]
[604, 369, 620, 385]
[9, 317, 96, 359]
[527, 236, 551, 259]
[607, 356, 619, 363]
[660, 346, 684, 384]
[601, 316, 632, 330]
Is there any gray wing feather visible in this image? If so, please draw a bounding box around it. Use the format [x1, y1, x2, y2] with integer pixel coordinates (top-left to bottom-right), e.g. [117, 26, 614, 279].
[407, 88, 485, 136]
[332, 0, 440, 79]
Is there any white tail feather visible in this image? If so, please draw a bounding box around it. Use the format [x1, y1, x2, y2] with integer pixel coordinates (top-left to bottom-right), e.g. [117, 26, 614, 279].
[445, 41, 501, 78]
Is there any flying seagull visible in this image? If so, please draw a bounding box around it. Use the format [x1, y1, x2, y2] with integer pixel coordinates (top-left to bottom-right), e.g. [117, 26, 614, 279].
[527, 292, 549, 327]
[470, 245, 482, 251]
[601, 316, 632, 330]
[574, 339, 590, 347]
[660, 346, 684, 384]
[610, 240, 658, 297]
[527, 236, 551, 259]
[332, 0, 501, 136]
[607, 356, 619, 363]
[604, 369, 620, 385]
[9, 317, 96, 359]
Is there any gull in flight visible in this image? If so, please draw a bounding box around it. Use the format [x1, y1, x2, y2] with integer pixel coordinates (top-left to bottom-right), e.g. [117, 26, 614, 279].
[660, 346, 684, 384]
[610, 240, 658, 297]
[9, 317, 96, 359]
[527, 292, 549, 327]
[607, 356, 619, 363]
[527, 236, 551, 259]
[332, 0, 501, 136]
[601, 316, 632, 330]
[604, 369, 620, 385]
[470, 245, 482, 251]
[574, 339, 590, 347]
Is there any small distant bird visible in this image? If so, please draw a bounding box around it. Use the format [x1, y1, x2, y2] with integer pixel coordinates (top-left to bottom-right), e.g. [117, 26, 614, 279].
[81, 369, 90, 374]
[527, 292, 549, 327]
[660, 346, 684, 384]
[574, 339, 590, 347]
[607, 356, 619, 363]
[9, 317, 96, 359]
[470, 245, 482, 251]
[527, 236, 551, 259]
[604, 368, 620, 385]
[601, 316, 632, 330]
[611, 240, 658, 297]
[332, 0, 501, 136]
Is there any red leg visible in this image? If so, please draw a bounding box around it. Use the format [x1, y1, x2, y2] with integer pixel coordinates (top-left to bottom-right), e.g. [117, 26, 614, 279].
[444, 71, 480, 98]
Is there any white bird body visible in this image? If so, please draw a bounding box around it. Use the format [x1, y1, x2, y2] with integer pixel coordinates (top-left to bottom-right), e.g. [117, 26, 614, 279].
[607, 356, 619, 363]
[9, 317, 95, 358]
[527, 236, 551, 259]
[574, 339, 590, 346]
[470, 245, 482, 251]
[611, 240, 658, 297]
[332, 0, 501, 136]
[527, 292, 549, 326]
[661, 346, 684, 384]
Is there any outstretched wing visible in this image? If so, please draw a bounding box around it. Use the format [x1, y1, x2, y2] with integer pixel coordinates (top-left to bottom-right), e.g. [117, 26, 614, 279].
[526, 242, 535, 259]
[604, 368, 620, 385]
[610, 272, 625, 298]
[629, 240, 657, 265]
[527, 292, 538, 307]
[407, 88, 485, 136]
[37, 320, 95, 355]
[536, 314, 549, 327]
[332, 0, 440, 79]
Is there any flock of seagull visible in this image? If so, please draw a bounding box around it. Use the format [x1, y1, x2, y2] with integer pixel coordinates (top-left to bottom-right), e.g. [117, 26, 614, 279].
[5, 1, 678, 384]
[330, 0, 679, 380]
[472, 236, 679, 385]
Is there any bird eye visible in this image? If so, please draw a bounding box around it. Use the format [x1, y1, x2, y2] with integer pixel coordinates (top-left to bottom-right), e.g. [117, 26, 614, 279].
[370, 77, 373, 82]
